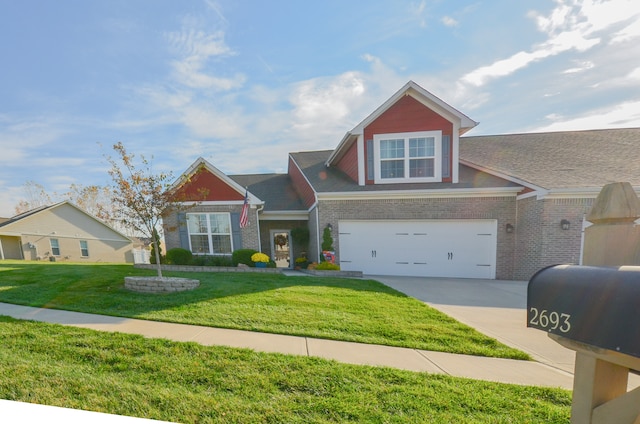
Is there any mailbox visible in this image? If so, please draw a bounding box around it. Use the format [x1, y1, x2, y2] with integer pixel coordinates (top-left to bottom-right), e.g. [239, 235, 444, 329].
[527, 264, 640, 358]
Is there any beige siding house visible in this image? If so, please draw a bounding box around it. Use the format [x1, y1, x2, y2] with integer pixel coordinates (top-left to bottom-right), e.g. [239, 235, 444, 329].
[0, 202, 133, 263]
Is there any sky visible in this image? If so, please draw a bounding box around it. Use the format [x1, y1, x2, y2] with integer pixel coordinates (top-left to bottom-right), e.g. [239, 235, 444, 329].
[1, 0, 639, 217]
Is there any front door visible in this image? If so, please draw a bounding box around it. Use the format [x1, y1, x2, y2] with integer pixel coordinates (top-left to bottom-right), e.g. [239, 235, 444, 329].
[271, 230, 291, 268]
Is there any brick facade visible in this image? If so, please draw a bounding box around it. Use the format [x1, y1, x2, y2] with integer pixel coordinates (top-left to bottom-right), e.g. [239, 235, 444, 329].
[514, 196, 594, 280]
[316, 196, 517, 279]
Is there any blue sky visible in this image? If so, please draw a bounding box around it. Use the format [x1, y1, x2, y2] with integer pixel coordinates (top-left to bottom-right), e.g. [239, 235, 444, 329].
[1, 0, 639, 216]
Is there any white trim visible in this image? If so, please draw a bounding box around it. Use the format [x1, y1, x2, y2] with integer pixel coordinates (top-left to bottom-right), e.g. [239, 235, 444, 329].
[452, 122, 460, 183]
[373, 130, 442, 184]
[185, 212, 233, 255]
[259, 211, 309, 221]
[176, 200, 262, 207]
[317, 187, 521, 201]
[314, 206, 321, 263]
[357, 135, 365, 186]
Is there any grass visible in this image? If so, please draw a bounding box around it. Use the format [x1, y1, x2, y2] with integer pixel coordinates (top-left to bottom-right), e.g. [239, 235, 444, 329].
[0, 261, 527, 359]
[0, 317, 570, 423]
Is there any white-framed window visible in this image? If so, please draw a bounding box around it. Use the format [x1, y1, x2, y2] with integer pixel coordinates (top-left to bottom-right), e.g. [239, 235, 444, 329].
[50, 238, 60, 256]
[186, 213, 233, 255]
[79, 240, 89, 257]
[373, 130, 442, 183]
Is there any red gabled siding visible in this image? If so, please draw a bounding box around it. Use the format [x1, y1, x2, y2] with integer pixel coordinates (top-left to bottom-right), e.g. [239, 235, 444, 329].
[288, 157, 316, 208]
[335, 141, 359, 182]
[172, 168, 244, 202]
[364, 95, 454, 184]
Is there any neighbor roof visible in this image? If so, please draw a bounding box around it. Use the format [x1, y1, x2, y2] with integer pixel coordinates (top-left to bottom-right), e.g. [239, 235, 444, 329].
[460, 128, 640, 190]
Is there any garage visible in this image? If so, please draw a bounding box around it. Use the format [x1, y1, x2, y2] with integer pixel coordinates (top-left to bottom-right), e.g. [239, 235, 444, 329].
[338, 220, 497, 279]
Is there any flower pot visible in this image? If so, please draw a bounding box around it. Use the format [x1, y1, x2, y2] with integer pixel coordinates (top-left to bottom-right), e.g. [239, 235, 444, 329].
[255, 262, 267, 268]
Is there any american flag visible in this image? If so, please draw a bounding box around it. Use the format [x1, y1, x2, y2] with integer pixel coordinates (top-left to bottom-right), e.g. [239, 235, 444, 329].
[239, 189, 249, 228]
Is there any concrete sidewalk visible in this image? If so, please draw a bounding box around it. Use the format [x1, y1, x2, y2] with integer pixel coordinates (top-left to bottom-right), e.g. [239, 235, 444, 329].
[0, 301, 573, 389]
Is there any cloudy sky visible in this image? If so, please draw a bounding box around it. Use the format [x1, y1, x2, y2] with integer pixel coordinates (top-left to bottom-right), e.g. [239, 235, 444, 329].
[1, 0, 639, 216]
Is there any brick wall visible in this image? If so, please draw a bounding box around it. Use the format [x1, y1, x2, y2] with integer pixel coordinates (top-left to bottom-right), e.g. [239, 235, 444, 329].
[514, 196, 594, 280]
[317, 196, 517, 279]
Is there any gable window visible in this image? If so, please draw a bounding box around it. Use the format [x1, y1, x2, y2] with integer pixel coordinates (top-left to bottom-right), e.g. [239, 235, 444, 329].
[79, 240, 89, 257]
[186, 213, 233, 255]
[374, 131, 442, 183]
[50, 238, 60, 256]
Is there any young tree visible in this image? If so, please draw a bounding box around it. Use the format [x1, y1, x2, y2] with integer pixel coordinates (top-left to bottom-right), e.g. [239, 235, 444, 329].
[105, 142, 174, 278]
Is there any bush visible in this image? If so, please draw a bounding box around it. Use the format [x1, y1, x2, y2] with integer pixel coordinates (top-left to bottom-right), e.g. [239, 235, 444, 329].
[232, 249, 259, 267]
[315, 261, 340, 271]
[190, 255, 234, 267]
[165, 248, 193, 265]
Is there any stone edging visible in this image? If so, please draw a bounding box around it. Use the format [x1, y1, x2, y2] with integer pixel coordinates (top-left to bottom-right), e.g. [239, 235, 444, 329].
[124, 276, 200, 293]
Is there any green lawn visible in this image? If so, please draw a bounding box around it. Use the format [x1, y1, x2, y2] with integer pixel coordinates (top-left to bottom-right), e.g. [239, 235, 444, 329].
[0, 261, 528, 359]
[0, 317, 570, 423]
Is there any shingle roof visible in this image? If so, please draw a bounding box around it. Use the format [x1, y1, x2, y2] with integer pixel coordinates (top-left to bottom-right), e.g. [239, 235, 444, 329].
[229, 173, 307, 212]
[460, 128, 640, 190]
[290, 150, 520, 193]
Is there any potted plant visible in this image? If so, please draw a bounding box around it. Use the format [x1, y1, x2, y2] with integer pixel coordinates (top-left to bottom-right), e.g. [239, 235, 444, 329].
[295, 256, 309, 269]
[251, 252, 270, 268]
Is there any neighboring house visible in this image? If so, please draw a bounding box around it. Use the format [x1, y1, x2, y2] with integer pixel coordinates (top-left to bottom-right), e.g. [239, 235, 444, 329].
[165, 81, 640, 280]
[0, 201, 134, 263]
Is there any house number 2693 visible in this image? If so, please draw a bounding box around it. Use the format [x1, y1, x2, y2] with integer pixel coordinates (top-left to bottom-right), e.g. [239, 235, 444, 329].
[529, 308, 571, 333]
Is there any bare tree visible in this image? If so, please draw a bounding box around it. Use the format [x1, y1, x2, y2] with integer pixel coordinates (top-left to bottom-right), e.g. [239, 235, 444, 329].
[105, 142, 174, 278]
[14, 181, 52, 214]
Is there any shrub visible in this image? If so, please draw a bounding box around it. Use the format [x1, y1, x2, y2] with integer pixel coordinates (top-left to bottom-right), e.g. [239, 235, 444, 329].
[315, 261, 340, 271]
[165, 248, 193, 265]
[232, 249, 259, 267]
[190, 255, 234, 267]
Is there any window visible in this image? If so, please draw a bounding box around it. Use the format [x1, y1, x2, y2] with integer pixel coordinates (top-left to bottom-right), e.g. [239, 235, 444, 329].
[374, 131, 442, 183]
[50, 238, 60, 256]
[187, 213, 233, 255]
[79, 240, 89, 257]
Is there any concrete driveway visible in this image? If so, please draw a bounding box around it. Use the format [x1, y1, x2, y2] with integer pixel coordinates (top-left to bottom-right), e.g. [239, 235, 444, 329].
[370, 276, 577, 374]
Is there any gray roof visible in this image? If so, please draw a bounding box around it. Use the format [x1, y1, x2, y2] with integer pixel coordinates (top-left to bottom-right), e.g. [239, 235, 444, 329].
[460, 128, 640, 190]
[290, 150, 520, 193]
[229, 173, 307, 212]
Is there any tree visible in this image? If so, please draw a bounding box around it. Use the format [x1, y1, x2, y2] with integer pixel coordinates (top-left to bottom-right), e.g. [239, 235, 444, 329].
[105, 142, 174, 278]
[14, 181, 52, 214]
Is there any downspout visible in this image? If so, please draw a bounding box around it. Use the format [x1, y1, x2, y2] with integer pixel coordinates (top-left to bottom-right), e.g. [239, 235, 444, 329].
[256, 203, 265, 253]
[0, 238, 4, 260]
[314, 203, 321, 263]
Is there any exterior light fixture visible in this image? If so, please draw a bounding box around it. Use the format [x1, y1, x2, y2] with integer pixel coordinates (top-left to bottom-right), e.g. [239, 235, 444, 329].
[560, 219, 570, 230]
[506, 223, 514, 233]
[326, 223, 333, 231]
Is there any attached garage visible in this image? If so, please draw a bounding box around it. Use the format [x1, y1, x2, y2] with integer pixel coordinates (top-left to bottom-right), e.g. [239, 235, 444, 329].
[338, 220, 497, 279]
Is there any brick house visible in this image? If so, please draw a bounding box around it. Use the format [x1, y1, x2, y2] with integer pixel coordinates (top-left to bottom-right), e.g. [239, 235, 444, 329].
[164, 81, 640, 280]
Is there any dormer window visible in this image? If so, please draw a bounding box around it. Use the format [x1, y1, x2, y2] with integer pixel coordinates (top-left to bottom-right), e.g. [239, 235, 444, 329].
[374, 130, 442, 183]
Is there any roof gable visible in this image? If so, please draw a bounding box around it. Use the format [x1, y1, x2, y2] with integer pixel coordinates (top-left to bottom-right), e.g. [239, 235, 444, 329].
[0, 201, 131, 241]
[327, 80, 478, 166]
[170, 157, 260, 203]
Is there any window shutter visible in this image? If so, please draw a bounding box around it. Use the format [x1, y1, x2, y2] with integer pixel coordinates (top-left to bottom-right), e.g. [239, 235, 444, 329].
[230, 212, 243, 251]
[366, 139, 374, 180]
[442, 135, 451, 178]
[177, 212, 189, 249]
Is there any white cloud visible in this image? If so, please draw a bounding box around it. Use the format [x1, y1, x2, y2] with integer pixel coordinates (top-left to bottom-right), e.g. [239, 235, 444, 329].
[534, 99, 640, 132]
[563, 60, 594, 74]
[462, 0, 638, 87]
[441, 16, 458, 27]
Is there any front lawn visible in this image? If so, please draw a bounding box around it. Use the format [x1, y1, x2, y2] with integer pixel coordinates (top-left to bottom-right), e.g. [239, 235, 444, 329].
[0, 317, 570, 423]
[0, 261, 527, 359]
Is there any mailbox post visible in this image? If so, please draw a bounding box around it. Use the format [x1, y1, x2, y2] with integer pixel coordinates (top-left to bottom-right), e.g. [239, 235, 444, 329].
[528, 265, 640, 424]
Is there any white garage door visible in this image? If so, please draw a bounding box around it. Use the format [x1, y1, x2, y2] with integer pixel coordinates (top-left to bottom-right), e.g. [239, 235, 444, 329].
[338, 220, 497, 279]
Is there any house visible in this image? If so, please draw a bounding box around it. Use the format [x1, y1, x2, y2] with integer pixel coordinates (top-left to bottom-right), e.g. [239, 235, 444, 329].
[164, 81, 640, 280]
[0, 201, 134, 263]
